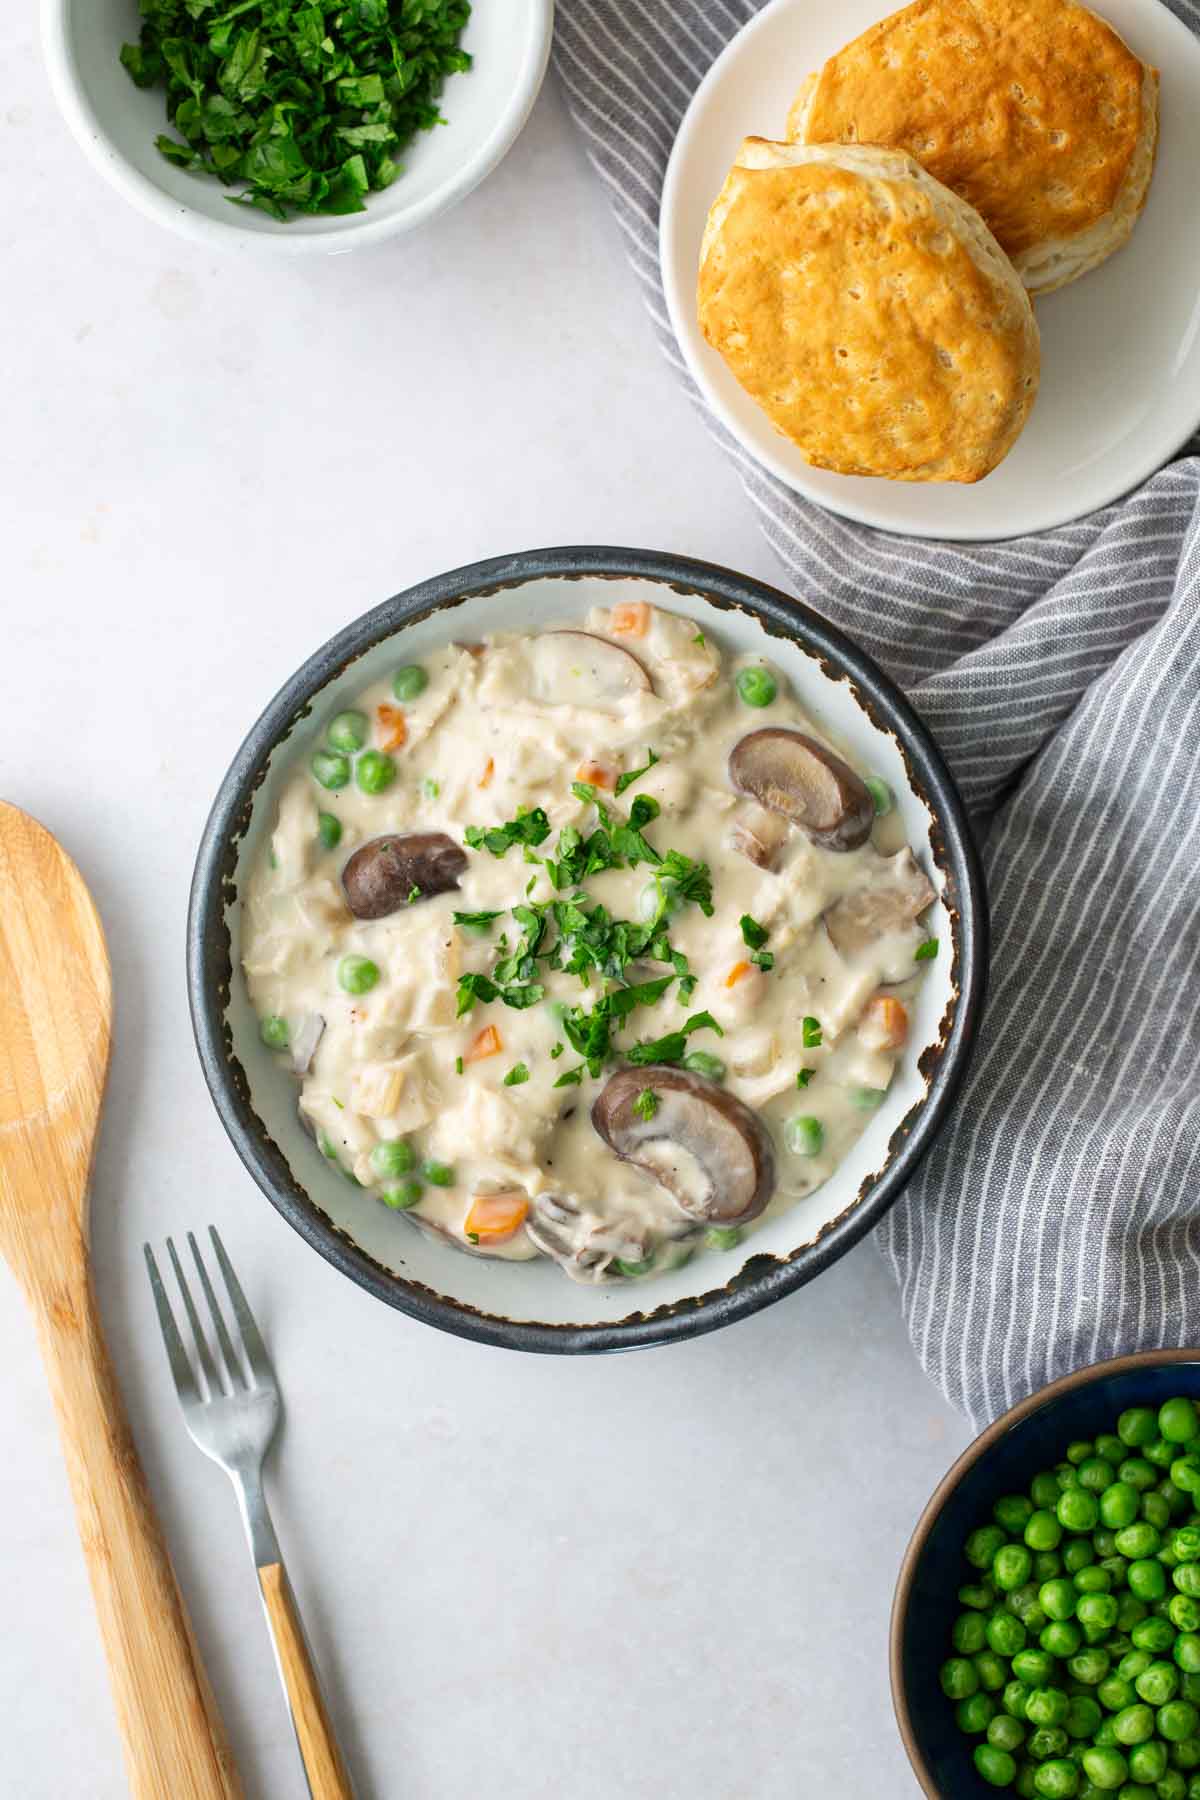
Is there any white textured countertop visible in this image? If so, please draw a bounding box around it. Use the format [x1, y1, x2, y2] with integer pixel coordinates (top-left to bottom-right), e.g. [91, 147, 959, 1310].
[2, 27, 970, 1797]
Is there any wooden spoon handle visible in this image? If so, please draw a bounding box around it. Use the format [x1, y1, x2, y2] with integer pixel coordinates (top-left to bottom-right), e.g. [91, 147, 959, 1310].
[34, 1266, 242, 1800]
[258, 1561, 354, 1799]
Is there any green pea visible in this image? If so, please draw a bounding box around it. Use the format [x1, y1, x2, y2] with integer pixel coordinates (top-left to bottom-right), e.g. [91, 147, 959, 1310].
[311, 749, 351, 790]
[1043, 1580, 1080, 1622]
[1016, 1770, 1039, 1800]
[976, 1651, 1010, 1692]
[962, 1582, 997, 1610]
[1184, 1672, 1200, 1702]
[1133, 1617, 1177, 1654]
[1163, 1404, 1200, 1447]
[259, 1014, 289, 1051]
[997, 1495, 1037, 1535]
[392, 665, 428, 702]
[1066, 1696, 1103, 1739]
[317, 811, 342, 850]
[1128, 1742, 1168, 1784]
[1015, 1651, 1060, 1688]
[1157, 1770, 1188, 1800]
[1029, 1512, 1067, 1552]
[990, 1612, 1029, 1656]
[1176, 1636, 1200, 1674]
[1081, 1747, 1129, 1790]
[1122, 1651, 1155, 1682]
[337, 955, 380, 995]
[355, 750, 396, 795]
[1062, 1491, 1102, 1534]
[1097, 1436, 1127, 1466]
[682, 1050, 726, 1080]
[1175, 1531, 1200, 1565]
[380, 1179, 422, 1210]
[1122, 1461, 1159, 1494]
[1029, 1727, 1071, 1759]
[1066, 1540, 1098, 1574]
[1033, 1761, 1080, 1798]
[1078, 1594, 1120, 1634]
[1069, 1648, 1111, 1687]
[1033, 1473, 1065, 1509]
[1120, 1595, 1152, 1632]
[1004, 1678, 1033, 1718]
[1163, 1481, 1191, 1517]
[958, 1691, 998, 1733]
[785, 1115, 824, 1156]
[849, 1085, 887, 1109]
[1121, 1412, 1162, 1450]
[864, 774, 893, 816]
[370, 1140, 415, 1179]
[1136, 1661, 1180, 1706]
[1068, 1441, 1097, 1466]
[1080, 1458, 1118, 1493]
[1078, 1567, 1115, 1595]
[1177, 1568, 1200, 1600]
[1145, 1495, 1174, 1533]
[1172, 1459, 1200, 1497]
[1059, 1463, 1083, 1492]
[735, 666, 777, 708]
[1028, 1688, 1072, 1728]
[1010, 1585, 1050, 1630]
[1129, 1561, 1169, 1602]
[997, 1546, 1036, 1591]
[421, 1159, 454, 1188]
[989, 1712, 1027, 1752]
[327, 709, 368, 753]
[1099, 1676, 1137, 1713]
[705, 1227, 742, 1251]
[1112, 1705, 1156, 1745]
[1119, 1526, 1164, 1560]
[1161, 1702, 1200, 1742]
[1096, 1531, 1122, 1558]
[1177, 1739, 1200, 1771]
[1043, 1622, 1083, 1658]
[1149, 1440, 1181, 1469]
[975, 1744, 1018, 1787]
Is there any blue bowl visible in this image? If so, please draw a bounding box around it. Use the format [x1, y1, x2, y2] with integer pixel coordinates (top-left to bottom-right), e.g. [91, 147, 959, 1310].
[891, 1349, 1200, 1797]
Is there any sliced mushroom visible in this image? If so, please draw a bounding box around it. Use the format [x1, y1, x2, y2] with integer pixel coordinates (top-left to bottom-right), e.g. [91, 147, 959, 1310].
[824, 849, 936, 957]
[726, 800, 790, 870]
[591, 1066, 774, 1227]
[290, 1012, 325, 1075]
[729, 728, 873, 852]
[341, 832, 468, 921]
[528, 630, 652, 710]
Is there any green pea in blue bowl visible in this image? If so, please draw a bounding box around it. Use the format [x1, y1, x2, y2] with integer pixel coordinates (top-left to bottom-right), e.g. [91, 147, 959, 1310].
[892, 1351, 1200, 1799]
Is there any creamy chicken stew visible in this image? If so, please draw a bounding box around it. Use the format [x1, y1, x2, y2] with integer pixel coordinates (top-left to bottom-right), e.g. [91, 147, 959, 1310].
[242, 600, 938, 1283]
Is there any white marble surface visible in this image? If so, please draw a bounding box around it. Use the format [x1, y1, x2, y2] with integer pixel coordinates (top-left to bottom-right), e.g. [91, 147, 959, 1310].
[2, 25, 971, 1797]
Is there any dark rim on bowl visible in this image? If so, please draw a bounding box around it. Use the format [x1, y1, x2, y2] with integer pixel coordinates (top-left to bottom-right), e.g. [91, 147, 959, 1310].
[891, 1346, 1200, 1798]
[187, 545, 988, 1352]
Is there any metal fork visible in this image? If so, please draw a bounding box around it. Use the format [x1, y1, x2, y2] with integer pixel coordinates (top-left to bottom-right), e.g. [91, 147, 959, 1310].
[145, 1227, 354, 1800]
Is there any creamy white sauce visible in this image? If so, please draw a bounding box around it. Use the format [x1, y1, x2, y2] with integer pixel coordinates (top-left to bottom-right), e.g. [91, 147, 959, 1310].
[242, 601, 935, 1282]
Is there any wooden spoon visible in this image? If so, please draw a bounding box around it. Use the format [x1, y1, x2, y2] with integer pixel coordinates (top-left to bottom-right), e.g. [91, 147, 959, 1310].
[0, 802, 241, 1798]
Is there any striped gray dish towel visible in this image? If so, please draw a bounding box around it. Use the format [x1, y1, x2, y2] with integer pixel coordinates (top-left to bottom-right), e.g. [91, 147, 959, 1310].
[554, 0, 1200, 1428]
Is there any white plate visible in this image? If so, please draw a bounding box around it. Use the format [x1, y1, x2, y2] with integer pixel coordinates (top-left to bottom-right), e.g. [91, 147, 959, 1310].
[661, 0, 1200, 540]
[41, 0, 554, 255]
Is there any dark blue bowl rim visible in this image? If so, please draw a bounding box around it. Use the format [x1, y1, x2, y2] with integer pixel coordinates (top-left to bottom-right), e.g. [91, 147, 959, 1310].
[891, 1346, 1200, 1798]
[187, 544, 988, 1354]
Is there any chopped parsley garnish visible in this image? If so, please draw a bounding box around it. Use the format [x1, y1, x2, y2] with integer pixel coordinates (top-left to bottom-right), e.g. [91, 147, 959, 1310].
[796, 1068, 815, 1089]
[915, 938, 939, 961]
[626, 1011, 724, 1067]
[423, 779, 440, 800]
[739, 913, 774, 971]
[692, 631, 706, 647]
[614, 750, 659, 796]
[453, 909, 503, 933]
[550, 1043, 564, 1060]
[455, 1056, 464, 1075]
[502, 1063, 530, 1087]
[553, 1065, 584, 1088]
[802, 1016, 823, 1049]
[406, 884, 421, 904]
[120, 0, 472, 222]
[464, 808, 552, 857]
[633, 1089, 659, 1122]
[466, 1231, 480, 1245]
[455, 972, 545, 1016]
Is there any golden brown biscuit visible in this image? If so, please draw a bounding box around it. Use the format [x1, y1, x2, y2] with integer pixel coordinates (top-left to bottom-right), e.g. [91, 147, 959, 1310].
[698, 140, 1040, 484]
[787, 0, 1158, 295]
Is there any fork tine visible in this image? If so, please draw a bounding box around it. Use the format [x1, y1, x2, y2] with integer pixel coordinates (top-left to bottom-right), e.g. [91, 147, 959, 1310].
[209, 1226, 273, 1388]
[144, 1244, 202, 1407]
[166, 1236, 223, 1399]
[187, 1231, 247, 1392]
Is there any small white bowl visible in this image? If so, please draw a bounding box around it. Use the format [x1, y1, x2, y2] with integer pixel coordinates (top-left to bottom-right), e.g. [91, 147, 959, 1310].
[41, 0, 554, 254]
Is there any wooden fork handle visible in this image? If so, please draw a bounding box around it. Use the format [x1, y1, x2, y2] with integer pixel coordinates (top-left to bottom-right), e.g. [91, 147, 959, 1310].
[258, 1561, 354, 1798]
[34, 1267, 242, 1800]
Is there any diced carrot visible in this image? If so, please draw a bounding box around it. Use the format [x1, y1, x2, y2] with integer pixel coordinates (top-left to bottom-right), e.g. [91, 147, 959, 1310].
[725, 960, 752, 988]
[376, 704, 407, 752]
[478, 756, 495, 789]
[465, 1024, 502, 1063]
[464, 1191, 530, 1245]
[610, 601, 650, 638]
[862, 994, 909, 1050]
[575, 759, 616, 790]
